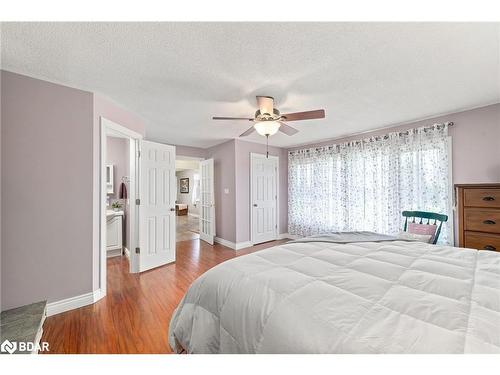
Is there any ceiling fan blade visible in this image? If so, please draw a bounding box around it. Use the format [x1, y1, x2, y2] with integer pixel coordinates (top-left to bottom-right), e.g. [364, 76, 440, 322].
[256, 96, 274, 116]
[281, 109, 325, 122]
[213, 116, 253, 121]
[278, 122, 299, 136]
[239, 126, 256, 137]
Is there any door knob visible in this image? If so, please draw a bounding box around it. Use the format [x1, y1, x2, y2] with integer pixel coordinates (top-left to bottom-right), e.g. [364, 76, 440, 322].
[170, 208, 176, 211]
[253, 204, 258, 207]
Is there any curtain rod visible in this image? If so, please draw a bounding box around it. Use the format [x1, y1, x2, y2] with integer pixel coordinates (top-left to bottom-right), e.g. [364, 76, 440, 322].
[289, 122, 454, 154]
[290, 121, 454, 151]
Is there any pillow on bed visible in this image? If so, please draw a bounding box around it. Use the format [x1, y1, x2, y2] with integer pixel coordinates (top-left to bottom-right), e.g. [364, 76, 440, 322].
[408, 222, 437, 243]
[397, 231, 433, 243]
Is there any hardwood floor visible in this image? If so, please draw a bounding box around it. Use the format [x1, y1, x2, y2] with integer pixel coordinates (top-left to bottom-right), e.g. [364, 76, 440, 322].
[41, 238, 289, 354]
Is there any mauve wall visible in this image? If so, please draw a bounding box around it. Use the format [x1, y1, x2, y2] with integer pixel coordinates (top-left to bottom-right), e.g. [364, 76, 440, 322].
[1, 70, 94, 310]
[1, 71, 147, 310]
[176, 145, 207, 159]
[93, 95, 145, 136]
[0, 70, 4, 306]
[206, 140, 236, 243]
[448, 104, 500, 183]
[106, 137, 130, 199]
[234, 139, 288, 243]
[289, 104, 500, 184]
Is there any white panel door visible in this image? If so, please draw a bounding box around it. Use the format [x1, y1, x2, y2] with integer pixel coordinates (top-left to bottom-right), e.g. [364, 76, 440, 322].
[139, 140, 176, 272]
[199, 158, 215, 245]
[251, 153, 278, 244]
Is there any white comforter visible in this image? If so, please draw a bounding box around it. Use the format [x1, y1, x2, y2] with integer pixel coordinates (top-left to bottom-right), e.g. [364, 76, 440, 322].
[168, 240, 500, 353]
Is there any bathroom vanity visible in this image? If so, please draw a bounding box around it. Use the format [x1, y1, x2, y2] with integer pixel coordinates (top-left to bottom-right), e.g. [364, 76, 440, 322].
[106, 210, 123, 257]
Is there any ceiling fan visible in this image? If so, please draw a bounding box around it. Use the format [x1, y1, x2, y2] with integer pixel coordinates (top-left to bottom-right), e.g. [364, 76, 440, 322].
[213, 96, 325, 138]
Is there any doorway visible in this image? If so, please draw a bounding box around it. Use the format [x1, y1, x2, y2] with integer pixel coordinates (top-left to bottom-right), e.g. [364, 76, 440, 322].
[99, 119, 179, 298]
[105, 135, 130, 259]
[100, 117, 142, 297]
[250, 153, 279, 245]
[174, 156, 215, 246]
[175, 157, 201, 242]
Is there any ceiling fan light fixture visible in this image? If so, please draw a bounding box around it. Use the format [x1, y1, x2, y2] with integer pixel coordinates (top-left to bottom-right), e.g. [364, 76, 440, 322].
[254, 121, 281, 136]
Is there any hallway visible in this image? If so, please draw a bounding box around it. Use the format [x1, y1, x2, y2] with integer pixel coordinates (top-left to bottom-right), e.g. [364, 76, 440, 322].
[176, 214, 200, 242]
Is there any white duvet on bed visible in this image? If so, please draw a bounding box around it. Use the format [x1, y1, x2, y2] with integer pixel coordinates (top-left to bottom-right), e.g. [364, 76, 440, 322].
[168, 240, 500, 353]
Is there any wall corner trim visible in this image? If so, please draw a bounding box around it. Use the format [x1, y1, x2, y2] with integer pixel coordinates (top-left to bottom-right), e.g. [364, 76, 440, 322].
[93, 289, 105, 303]
[46, 289, 104, 317]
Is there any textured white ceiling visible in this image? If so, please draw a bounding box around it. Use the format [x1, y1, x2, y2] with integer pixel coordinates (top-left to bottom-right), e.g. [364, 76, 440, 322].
[1, 22, 499, 148]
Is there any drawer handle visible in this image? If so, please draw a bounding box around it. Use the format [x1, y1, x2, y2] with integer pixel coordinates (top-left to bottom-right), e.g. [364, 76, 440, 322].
[484, 245, 497, 251]
[482, 196, 495, 201]
[483, 220, 496, 225]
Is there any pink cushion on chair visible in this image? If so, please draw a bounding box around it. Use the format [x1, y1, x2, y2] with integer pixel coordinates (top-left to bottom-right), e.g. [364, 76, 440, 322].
[408, 222, 437, 243]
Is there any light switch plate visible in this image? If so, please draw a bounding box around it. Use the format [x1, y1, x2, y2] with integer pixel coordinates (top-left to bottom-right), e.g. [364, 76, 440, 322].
[224, 188, 229, 194]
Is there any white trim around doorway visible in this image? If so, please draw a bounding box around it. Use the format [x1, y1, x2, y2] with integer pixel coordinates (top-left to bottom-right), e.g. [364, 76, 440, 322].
[96, 117, 143, 301]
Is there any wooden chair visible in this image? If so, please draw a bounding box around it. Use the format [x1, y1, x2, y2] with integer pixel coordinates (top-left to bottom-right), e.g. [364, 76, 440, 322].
[402, 211, 448, 244]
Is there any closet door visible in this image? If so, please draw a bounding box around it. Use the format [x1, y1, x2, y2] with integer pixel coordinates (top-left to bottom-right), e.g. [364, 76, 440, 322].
[251, 153, 278, 244]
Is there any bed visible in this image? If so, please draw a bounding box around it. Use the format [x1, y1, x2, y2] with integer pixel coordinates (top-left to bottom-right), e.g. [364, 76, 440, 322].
[168, 233, 500, 353]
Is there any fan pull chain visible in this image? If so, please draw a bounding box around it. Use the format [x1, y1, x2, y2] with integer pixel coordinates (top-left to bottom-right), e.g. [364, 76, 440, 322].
[266, 135, 269, 158]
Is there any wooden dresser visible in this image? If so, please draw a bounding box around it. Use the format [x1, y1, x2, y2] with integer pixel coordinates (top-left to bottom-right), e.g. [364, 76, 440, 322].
[456, 183, 500, 251]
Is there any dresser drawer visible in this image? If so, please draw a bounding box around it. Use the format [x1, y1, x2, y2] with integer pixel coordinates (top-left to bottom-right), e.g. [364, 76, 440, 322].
[464, 208, 500, 234]
[465, 231, 500, 251]
[464, 188, 500, 208]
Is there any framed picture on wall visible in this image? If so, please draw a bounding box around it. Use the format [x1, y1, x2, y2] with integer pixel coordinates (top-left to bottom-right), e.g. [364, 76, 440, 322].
[180, 178, 189, 194]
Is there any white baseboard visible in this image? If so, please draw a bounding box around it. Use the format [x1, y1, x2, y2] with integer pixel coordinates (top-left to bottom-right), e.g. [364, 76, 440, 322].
[47, 288, 105, 317]
[235, 241, 252, 250]
[278, 232, 301, 240]
[214, 237, 253, 250]
[47, 292, 94, 317]
[214, 237, 236, 249]
[188, 213, 199, 218]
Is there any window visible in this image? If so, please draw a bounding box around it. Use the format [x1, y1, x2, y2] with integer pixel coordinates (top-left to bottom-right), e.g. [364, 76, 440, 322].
[288, 124, 452, 244]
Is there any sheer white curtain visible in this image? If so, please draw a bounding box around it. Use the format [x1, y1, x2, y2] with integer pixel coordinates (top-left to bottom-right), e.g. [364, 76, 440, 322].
[288, 124, 452, 244]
